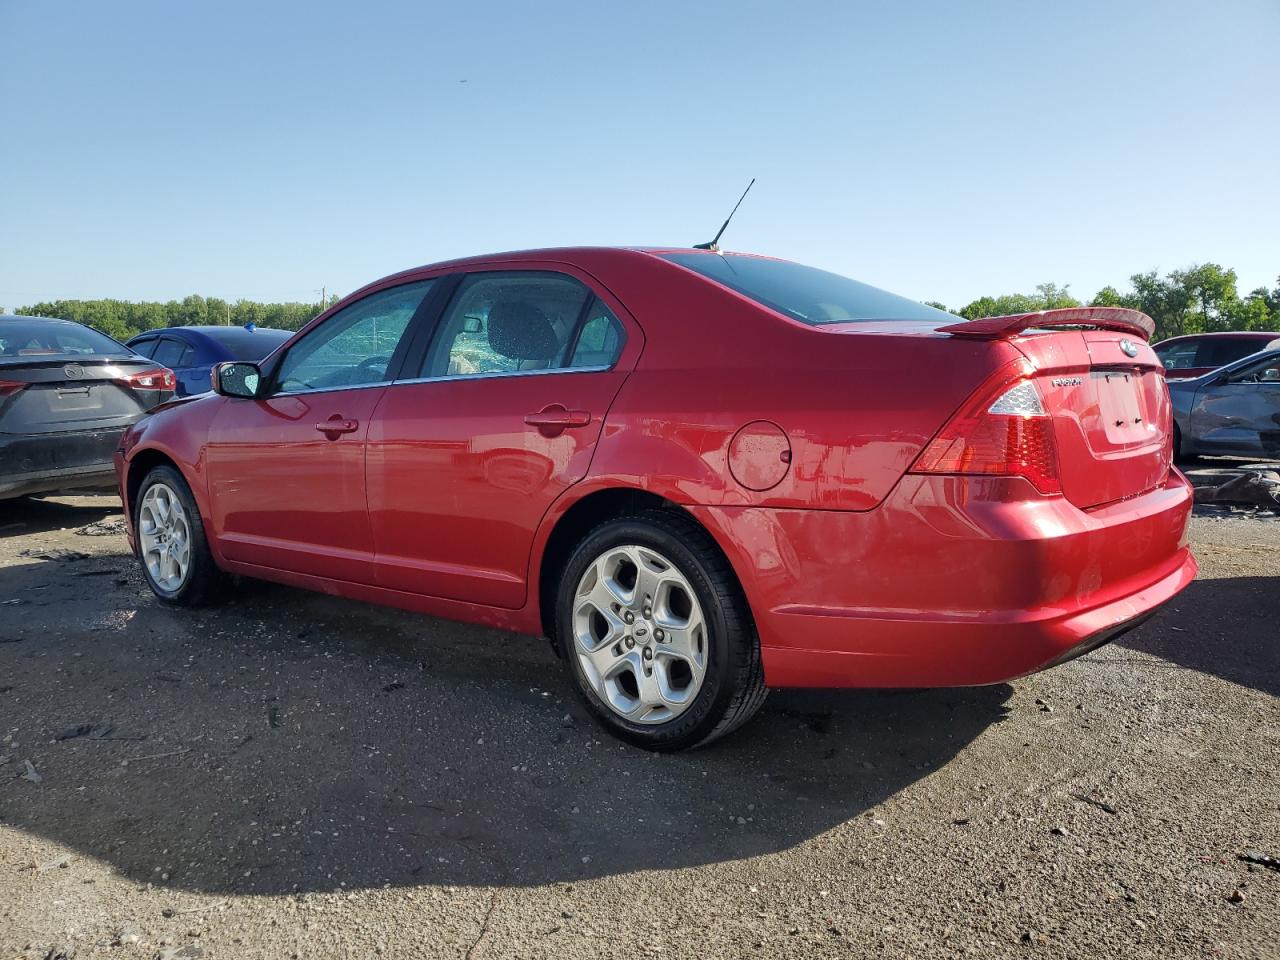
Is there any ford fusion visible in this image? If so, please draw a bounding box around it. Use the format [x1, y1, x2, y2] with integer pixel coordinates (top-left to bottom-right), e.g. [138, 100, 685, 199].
[114, 248, 1196, 750]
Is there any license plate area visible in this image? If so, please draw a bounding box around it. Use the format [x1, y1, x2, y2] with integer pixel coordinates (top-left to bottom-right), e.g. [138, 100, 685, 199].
[1094, 370, 1147, 446]
[49, 384, 104, 413]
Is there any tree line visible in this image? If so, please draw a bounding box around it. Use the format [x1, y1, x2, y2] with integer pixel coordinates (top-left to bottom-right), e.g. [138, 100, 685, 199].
[12, 294, 334, 343]
[930, 263, 1280, 342]
[14, 262, 1280, 345]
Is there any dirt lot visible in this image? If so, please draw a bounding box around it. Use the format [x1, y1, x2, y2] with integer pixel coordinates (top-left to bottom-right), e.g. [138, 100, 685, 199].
[1, 488, 1277, 959]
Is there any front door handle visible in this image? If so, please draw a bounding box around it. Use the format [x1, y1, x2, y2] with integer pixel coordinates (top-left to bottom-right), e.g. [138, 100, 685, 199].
[316, 416, 359, 439]
[525, 405, 592, 436]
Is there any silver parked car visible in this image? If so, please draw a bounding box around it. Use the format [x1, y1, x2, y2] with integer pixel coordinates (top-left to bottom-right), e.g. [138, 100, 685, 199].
[1168, 348, 1280, 460]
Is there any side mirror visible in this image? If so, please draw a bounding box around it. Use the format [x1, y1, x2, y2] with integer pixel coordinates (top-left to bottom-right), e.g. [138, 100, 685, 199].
[462, 316, 483, 334]
[212, 361, 262, 399]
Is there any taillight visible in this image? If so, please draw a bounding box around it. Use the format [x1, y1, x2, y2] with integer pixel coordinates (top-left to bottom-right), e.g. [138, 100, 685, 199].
[911, 373, 1061, 495]
[117, 367, 176, 391]
[0, 380, 26, 398]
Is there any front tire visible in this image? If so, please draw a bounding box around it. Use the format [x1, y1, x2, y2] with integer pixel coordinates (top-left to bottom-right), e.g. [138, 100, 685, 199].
[555, 509, 766, 751]
[135, 465, 227, 606]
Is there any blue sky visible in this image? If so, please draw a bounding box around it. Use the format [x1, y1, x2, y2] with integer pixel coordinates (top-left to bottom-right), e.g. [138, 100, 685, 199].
[2, 0, 1277, 311]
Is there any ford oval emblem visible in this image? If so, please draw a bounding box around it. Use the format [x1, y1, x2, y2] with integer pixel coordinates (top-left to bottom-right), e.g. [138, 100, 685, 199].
[63, 364, 84, 379]
[1119, 339, 1139, 358]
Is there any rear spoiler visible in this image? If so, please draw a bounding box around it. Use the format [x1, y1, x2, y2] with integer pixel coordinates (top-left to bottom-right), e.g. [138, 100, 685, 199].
[939, 307, 1155, 342]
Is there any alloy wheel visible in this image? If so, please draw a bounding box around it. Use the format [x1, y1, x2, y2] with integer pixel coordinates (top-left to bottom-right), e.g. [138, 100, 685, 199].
[138, 482, 192, 593]
[572, 544, 708, 724]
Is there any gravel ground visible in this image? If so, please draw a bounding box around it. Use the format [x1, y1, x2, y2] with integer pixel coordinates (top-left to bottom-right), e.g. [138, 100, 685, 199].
[1, 492, 1276, 959]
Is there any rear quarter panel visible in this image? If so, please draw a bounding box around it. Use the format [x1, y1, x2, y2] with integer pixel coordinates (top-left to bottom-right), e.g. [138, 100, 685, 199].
[579, 257, 1023, 511]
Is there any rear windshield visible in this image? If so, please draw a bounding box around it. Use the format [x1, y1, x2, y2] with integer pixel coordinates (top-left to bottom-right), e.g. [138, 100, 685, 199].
[660, 253, 955, 325]
[0, 318, 130, 361]
[201, 327, 292, 360]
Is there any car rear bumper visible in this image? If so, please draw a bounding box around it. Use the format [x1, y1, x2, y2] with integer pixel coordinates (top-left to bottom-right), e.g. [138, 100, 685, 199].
[691, 471, 1197, 688]
[0, 427, 127, 499]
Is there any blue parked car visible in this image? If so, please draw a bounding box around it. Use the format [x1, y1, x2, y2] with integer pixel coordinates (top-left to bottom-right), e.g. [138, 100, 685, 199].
[126, 324, 292, 397]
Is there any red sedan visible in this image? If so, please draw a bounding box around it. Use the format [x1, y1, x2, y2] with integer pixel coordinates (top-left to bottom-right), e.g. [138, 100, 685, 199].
[115, 248, 1196, 750]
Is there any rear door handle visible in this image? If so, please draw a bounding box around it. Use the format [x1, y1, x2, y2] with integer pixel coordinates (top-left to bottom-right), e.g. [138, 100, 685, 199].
[316, 417, 359, 438]
[525, 405, 592, 435]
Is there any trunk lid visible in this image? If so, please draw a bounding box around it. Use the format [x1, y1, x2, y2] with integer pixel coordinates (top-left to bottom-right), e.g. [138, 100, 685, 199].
[0, 357, 172, 435]
[943, 309, 1171, 509]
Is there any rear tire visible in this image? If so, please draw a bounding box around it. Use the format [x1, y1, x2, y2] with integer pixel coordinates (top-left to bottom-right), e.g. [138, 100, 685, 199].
[554, 509, 767, 751]
[135, 465, 228, 606]
[1172, 423, 1194, 465]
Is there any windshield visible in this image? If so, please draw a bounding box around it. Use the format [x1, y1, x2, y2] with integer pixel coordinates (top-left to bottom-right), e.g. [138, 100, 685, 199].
[660, 253, 956, 325]
[0, 317, 130, 360]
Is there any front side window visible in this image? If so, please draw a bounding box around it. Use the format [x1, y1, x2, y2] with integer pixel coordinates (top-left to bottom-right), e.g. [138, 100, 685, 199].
[276, 280, 433, 393]
[1227, 353, 1280, 384]
[421, 272, 591, 378]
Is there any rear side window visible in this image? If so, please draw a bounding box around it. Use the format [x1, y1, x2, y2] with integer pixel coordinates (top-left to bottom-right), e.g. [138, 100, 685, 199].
[130, 338, 158, 358]
[152, 338, 189, 368]
[660, 253, 955, 325]
[422, 272, 593, 378]
[569, 299, 626, 368]
[1156, 341, 1199, 370]
[0, 319, 127, 358]
[1200, 338, 1269, 369]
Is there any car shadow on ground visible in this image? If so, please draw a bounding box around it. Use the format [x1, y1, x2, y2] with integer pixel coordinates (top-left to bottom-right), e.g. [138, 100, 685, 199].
[1118, 576, 1279, 698]
[0, 494, 120, 539]
[1, 548, 1013, 895]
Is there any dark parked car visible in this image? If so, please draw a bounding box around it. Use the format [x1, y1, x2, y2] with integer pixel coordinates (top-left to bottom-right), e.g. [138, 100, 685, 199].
[127, 325, 291, 396]
[1153, 331, 1280, 380]
[1, 315, 175, 500]
[1168, 347, 1280, 460]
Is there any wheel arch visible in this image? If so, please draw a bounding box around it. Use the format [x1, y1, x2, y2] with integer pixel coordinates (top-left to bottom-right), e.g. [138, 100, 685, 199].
[125, 448, 183, 522]
[534, 486, 747, 648]
[124, 446, 213, 551]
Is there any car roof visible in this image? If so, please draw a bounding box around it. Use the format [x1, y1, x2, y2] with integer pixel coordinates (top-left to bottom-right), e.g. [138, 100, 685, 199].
[129, 325, 290, 338]
[345, 246, 760, 298]
[1, 313, 91, 325]
[128, 326, 293, 354]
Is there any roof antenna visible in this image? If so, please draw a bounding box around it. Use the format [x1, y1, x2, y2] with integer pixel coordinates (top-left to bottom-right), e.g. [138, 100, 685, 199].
[694, 178, 755, 251]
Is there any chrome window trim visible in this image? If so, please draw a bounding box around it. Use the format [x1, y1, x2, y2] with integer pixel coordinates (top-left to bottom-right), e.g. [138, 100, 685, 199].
[266, 363, 613, 399]
[392, 364, 612, 387]
[269, 381, 392, 399]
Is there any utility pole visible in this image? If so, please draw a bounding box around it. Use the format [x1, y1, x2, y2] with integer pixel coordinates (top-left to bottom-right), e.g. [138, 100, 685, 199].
[321, 286, 326, 310]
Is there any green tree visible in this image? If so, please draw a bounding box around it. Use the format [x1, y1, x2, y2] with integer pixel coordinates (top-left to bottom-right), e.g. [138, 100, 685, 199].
[1169, 263, 1239, 333]
[1033, 282, 1080, 310]
[1091, 285, 1134, 308]
[956, 284, 1076, 320]
[19, 295, 329, 341]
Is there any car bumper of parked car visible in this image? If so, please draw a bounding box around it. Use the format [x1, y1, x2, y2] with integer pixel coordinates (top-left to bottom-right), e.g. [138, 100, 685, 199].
[691, 471, 1197, 689]
[0, 428, 127, 500]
